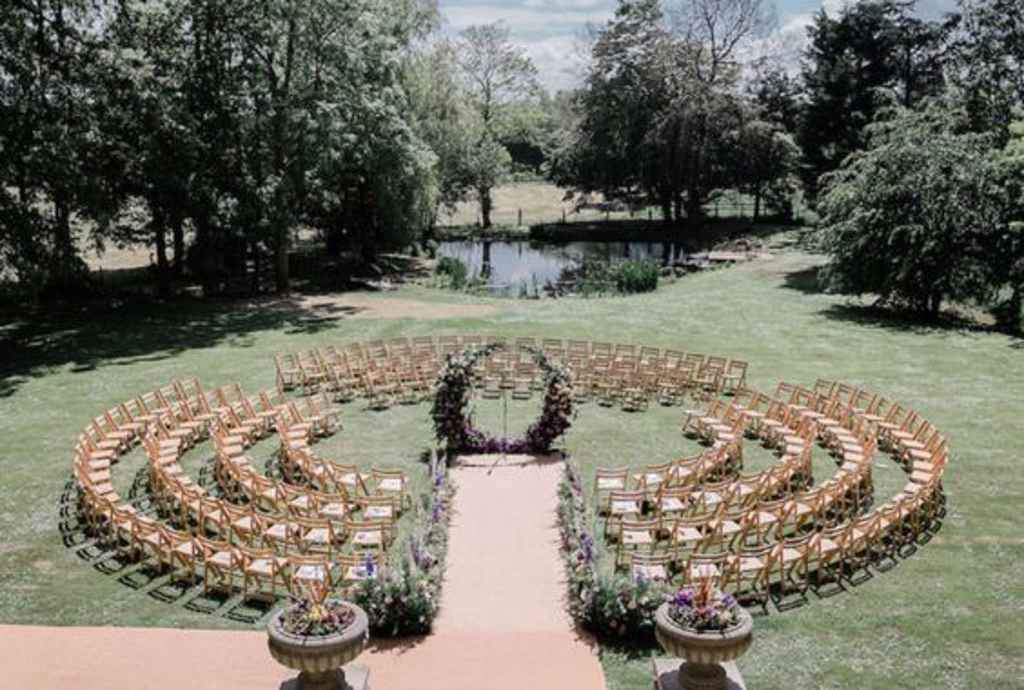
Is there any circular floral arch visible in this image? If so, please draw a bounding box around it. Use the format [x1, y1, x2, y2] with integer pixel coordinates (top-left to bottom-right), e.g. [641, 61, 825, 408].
[431, 343, 575, 456]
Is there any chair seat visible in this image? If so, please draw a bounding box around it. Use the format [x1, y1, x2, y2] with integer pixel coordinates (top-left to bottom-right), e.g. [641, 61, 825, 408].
[364, 506, 392, 519]
[597, 478, 625, 490]
[320, 503, 347, 518]
[659, 497, 687, 513]
[787, 501, 813, 516]
[294, 564, 327, 582]
[88, 470, 112, 483]
[208, 550, 235, 568]
[689, 563, 719, 579]
[632, 564, 668, 581]
[248, 558, 287, 576]
[718, 520, 742, 536]
[621, 531, 654, 546]
[265, 524, 291, 540]
[736, 556, 763, 571]
[174, 541, 198, 557]
[353, 530, 384, 546]
[780, 547, 803, 563]
[303, 528, 330, 544]
[377, 478, 403, 492]
[817, 537, 840, 554]
[611, 500, 641, 515]
[701, 492, 722, 505]
[674, 526, 703, 542]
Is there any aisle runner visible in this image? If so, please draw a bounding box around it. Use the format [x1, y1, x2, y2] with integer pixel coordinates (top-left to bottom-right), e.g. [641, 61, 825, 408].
[2, 461, 607, 690]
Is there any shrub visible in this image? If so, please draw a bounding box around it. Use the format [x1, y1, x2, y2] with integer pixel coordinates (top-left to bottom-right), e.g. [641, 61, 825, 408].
[434, 256, 468, 289]
[351, 464, 454, 636]
[557, 460, 669, 642]
[613, 259, 659, 294]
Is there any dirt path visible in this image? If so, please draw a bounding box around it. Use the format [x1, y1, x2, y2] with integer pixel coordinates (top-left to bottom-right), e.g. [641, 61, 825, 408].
[3, 460, 606, 690]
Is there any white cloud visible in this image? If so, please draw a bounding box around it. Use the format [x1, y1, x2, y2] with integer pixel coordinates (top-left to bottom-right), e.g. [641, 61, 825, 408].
[439, 0, 958, 92]
[442, 4, 612, 34]
[517, 34, 591, 91]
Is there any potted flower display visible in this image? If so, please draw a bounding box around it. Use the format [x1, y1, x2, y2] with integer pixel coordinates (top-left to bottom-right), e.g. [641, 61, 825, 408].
[267, 580, 370, 690]
[654, 579, 753, 690]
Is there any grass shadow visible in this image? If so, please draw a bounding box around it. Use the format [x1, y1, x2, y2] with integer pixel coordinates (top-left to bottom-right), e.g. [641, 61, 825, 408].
[0, 293, 350, 397]
[781, 266, 824, 295]
[817, 301, 1021, 341]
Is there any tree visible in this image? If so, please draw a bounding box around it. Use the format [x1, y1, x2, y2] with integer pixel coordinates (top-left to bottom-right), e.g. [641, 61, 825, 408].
[733, 119, 801, 220]
[549, 0, 672, 214]
[455, 22, 538, 228]
[950, 0, 1024, 138]
[988, 119, 1024, 330]
[799, 1, 951, 199]
[404, 40, 476, 225]
[666, 0, 776, 87]
[0, 0, 104, 295]
[747, 66, 802, 134]
[818, 104, 1007, 317]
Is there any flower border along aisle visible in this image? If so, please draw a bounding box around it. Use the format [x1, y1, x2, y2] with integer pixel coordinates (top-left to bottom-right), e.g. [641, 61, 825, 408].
[431, 342, 575, 456]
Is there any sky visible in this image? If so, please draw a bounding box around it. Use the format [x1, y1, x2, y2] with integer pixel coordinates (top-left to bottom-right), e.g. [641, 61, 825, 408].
[438, 0, 959, 91]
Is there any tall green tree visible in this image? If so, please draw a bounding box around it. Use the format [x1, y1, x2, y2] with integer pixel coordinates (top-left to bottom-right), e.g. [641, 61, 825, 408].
[733, 119, 801, 220]
[951, 0, 1024, 138]
[988, 119, 1024, 330]
[548, 0, 671, 212]
[0, 0, 105, 294]
[455, 22, 538, 228]
[799, 1, 950, 199]
[819, 103, 1007, 316]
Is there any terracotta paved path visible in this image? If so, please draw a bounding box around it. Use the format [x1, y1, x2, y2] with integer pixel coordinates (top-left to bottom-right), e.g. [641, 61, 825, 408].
[5, 460, 607, 690]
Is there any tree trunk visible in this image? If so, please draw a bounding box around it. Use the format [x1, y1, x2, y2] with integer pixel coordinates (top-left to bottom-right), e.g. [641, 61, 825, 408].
[481, 240, 492, 278]
[195, 215, 218, 297]
[274, 224, 290, 293]
[250, 239, 261, 295]
[672, 194, 684, 223]
[480, 187, 492, 229]
[172, 213, 185, 277]
[51, 193, 78, 293]
[753, 189, 762, 222]
[1002, 283, 1023, 333]
[154, 215, 171, 298]
[685, 191, 704, 242]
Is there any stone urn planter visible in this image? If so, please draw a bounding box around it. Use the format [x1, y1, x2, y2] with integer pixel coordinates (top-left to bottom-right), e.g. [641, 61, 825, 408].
[267, 601, 369, 690]
[654, 602, 753, 690]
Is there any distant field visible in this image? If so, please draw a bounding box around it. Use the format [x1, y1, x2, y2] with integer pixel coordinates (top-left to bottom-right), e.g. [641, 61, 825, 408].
[83, 182, 776, 273]
[437, 181, 791, 229]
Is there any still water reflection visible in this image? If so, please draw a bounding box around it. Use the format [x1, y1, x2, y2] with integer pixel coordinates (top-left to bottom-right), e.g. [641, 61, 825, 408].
[437, 240, 688, 295]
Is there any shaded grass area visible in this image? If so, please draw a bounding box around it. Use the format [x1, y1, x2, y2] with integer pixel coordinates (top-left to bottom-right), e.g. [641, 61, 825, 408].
[2, 249, 1023, 689]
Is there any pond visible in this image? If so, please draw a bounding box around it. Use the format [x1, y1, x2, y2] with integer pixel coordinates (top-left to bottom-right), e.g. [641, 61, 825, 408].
[437, 240, 691, 296]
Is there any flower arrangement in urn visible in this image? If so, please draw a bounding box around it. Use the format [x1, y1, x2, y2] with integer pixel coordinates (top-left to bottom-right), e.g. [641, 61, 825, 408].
[280, 581, 358, 637]
[665, 578, 741, 633]
[654, 579, 753, 690]
[267, 579, 369, 690]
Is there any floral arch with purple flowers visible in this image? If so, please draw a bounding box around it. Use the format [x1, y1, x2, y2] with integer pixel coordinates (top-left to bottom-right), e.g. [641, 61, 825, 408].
[430, 342, 575, 456]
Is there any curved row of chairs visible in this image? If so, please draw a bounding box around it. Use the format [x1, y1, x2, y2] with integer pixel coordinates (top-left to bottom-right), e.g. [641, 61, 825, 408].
[593, 379, 947, 607]
[74, 378, 410, 602]
[275, 336, 749, 411]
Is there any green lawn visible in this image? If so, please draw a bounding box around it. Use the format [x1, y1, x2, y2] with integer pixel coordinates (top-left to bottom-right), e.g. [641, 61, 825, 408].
[2, 246, 1022, 689]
